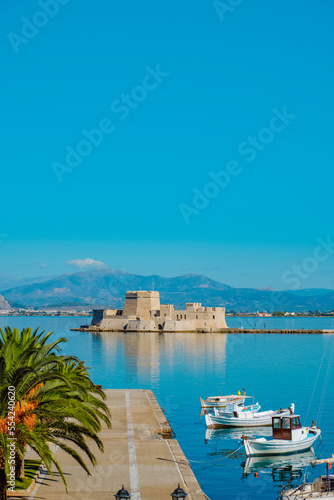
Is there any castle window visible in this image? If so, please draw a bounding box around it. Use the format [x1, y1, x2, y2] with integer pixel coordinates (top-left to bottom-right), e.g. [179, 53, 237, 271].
[213, 315, 215, 319]
[184, 315, 186, 319]
[196, 315, 198, 319]
[177, 315, 179, 320]
[180, 315, 182, 319]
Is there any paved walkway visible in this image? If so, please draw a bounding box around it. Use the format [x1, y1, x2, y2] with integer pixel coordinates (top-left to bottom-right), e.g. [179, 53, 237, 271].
[10, 390, 206, 500]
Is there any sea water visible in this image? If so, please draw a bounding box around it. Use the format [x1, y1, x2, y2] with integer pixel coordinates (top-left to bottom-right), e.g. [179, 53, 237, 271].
[1, 316, 333, 500]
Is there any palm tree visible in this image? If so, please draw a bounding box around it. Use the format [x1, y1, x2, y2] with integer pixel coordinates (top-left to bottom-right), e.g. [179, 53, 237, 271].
[0, 326, 68, 481]
[0, 327, 111, 500]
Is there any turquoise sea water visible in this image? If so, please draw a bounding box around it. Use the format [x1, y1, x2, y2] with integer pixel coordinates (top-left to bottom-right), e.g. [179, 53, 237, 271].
[1, 316, 334, 500]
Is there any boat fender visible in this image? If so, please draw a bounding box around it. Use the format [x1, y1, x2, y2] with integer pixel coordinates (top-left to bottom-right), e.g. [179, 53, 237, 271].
[254, 473, 258, 478]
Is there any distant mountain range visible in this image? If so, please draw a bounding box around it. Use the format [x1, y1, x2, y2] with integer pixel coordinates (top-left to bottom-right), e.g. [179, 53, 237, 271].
[0, 295, 10, 310]
[0, 269, 333, 312]
[0, 274, 55, 292]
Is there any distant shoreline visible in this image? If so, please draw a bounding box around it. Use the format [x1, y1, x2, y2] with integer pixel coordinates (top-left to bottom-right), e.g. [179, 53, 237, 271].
[1, 314, 334, 318]
[0, 313, 93, 318]
[71, 327, 334, 334]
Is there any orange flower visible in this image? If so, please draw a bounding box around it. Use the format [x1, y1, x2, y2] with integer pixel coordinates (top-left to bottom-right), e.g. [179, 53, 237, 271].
[22, 414, 37, 431]
[26, 383, 43, 400]
[0, 384, 43, 435]
[0, 418, 8, 433]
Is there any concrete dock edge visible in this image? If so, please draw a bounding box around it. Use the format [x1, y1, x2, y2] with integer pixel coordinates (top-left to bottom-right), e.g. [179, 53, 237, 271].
[166, 439, 207, 500]
[144, 389, 173, 436]
[8, 389, 206, 500]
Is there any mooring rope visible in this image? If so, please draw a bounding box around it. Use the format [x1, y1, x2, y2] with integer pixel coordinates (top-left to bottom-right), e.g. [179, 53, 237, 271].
[187, 443, 244, 464]
[177, 420, 203, 428]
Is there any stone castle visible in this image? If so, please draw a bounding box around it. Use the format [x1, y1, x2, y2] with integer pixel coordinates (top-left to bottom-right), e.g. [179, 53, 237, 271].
[90, 290, 228, 332]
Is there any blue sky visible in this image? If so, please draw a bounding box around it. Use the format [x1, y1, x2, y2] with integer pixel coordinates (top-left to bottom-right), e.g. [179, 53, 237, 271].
[1, 0, 334, 289]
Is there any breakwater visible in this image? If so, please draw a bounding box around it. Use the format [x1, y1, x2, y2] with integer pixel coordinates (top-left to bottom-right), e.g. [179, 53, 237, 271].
[71, 326, 334, 334]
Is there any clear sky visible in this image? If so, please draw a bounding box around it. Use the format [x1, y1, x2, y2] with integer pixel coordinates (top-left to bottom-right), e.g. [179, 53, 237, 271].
[1, 0, 334, 290]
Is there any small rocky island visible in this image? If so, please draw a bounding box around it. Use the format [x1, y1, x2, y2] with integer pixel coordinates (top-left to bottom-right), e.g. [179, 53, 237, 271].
[76, 290, 228, 332]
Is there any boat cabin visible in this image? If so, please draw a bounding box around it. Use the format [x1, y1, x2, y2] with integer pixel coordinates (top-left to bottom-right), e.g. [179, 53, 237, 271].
[272, 414, 302, 441]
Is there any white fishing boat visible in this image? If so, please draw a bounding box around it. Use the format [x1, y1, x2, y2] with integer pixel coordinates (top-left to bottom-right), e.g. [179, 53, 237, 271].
[204, 403, 291, 429]
[280, 457, 334, 499]
[200, 390, 247, 408]
[214, 401, 261, 416]
[242, 413, 321, 456]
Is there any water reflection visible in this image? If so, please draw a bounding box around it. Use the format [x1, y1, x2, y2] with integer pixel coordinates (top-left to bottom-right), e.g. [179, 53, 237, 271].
[205, 426, 273, 443]
[242, 450, 316, 487]
[204, 427, 318, 487]
[1, 317, 333, 500]
[96, 331, 227, 385]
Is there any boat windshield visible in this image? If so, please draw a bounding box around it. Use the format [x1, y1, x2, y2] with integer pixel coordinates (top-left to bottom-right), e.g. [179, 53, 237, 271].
[292, 417, 301, 429]
[273, 418, 281, 428]
[282, 418, 291, 429]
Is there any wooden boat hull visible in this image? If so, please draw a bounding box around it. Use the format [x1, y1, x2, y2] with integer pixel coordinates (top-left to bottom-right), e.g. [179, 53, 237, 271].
[282, 459, 334, 499]
[283, 489, 334, 499]
[214, 404, 261, 416]
[243, 428, 321, 456]
[205, 410, 290, 428]
[283, 475, 334, 499]
[200, 396, 245, 408]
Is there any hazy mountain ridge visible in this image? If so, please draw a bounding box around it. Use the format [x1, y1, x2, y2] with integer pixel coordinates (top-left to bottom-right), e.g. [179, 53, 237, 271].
[0, 274, 56, 292]
[0, 295, 11, 310]
[1, 270, 232, 308]
[1, 269, 334, 312]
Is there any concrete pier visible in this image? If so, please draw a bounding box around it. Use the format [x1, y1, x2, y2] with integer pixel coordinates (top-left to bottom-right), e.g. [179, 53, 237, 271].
[10, 390, 206, 500]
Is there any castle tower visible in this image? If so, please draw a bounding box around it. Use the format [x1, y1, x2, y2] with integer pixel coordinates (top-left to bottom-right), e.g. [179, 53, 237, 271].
[122, 291, 160, 320]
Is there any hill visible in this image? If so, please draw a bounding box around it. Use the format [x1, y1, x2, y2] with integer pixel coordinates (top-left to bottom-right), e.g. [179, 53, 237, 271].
[0, 294, 11, 310]
[1, 269, 334, 312]
[0, 274, 55, 292]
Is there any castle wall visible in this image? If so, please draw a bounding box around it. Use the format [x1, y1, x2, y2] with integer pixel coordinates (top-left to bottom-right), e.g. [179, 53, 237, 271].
[91, 293, 228, 331]
[123, 291, 160, 320]
[162, 320, 195, 331]
[92, 309, 104, 325]
[124, 319, 157, 331]
[171, 305, 227, 329]
[160, 304, 174, 320]
[98, 317, 128, 330]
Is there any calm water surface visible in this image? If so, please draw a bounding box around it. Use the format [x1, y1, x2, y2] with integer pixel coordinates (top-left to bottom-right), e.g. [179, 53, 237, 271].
[1, 316, 334, 500]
